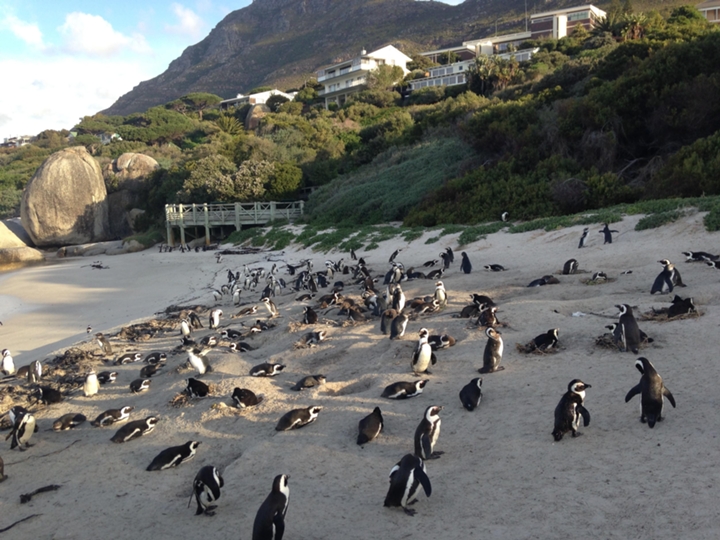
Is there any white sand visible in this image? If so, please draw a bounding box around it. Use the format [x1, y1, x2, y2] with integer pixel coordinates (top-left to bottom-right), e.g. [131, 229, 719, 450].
[0, 212, 719, 539]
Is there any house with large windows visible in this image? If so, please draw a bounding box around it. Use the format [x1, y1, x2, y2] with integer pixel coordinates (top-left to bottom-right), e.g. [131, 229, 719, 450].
[317, 45, 412, 109]
[697, 0, 720, 23]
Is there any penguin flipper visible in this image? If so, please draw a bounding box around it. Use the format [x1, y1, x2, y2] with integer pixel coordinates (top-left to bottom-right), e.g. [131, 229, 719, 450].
[578, 405, 591, 427]
[431, 353, 437, 366]
[416, 466, 432, 497]
[273, 510, 285, 540]
[663, 387, 676, 408]
[420, 434, 432, 460]
[664, 275, 674, 293]
[625, 384, 641, 403]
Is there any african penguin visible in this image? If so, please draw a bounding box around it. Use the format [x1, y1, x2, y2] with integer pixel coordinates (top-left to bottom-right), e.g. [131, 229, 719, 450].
[32, 386, 63, 405]
[209, 308, 223, 329]
[357, 407, 383, 445]
[291, 375, 326, 391]
[252, 474, 290, 540]
[261, 297, 278, 318]
[92, 406, 133, 427]
[667, 295, 696, 318]
[459, 378, 483, 411]
[578, 227, 589, 248]
[389, 312, 409, 340]
[232, 388, 263, 408]
[532, 328, 560, 351]
[83, 371, 99, 397]
[411, 329, 436, 375]
[97, 371, 117, 385]
[562, 259, 578, 275]
[484, 264, 505, 272]
[52, 413, 87, 432]
[479, 327, 504, 373]
[625, 357, 676, 428]
[682, 251, 718, 262]
[381, 380, 429, 399]
[302, 306, 318, 325]
[389, 248, 402, 263]
[27, 360, 42, 383]
[110, 416, 158, 443]
[250, 363, 285, 377]
[384, 454, 432, 516]
[191, 465, 224, 516]
[616, 304, 642, 354]
[460, 252, 472, 274]
[1, 349, 15, 376]
[599, 223, 618, 244]
[380, 309, 397, 335]
[433, 281, 447, 308]
[9, 409, 36, 451]
[651, 259, 684, 294]
[147, 441, 201, 471]
[188, 348, 212, 375]
[552, 379, 591, 441]
[186, 378, 211, 398]
[275, 406, 322, 431]
[414, 405, 443, 460]
[115, 352, 142, 365]
[95, 333, 113, 355]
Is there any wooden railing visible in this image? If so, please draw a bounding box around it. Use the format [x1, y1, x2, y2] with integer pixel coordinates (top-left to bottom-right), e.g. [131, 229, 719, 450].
[164, 201, 304, 246]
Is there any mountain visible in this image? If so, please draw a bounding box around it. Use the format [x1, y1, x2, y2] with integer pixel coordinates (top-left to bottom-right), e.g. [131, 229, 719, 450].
[102, 0, 685, 117]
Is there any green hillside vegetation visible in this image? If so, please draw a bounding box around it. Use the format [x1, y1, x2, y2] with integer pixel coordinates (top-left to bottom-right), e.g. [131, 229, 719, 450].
[2, 5, 719, 237]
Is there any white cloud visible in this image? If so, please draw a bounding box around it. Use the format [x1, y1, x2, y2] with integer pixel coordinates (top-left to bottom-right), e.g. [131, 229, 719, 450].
[0, 57, 155, 139]
[165, 3, 205, 39]
[1, 14, 45, 49]
[58, 12, 151, 57]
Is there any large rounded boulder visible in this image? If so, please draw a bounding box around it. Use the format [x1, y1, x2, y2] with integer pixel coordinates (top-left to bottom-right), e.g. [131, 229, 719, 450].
[103, 153, 158, 238]
[21, 147, 110, 246]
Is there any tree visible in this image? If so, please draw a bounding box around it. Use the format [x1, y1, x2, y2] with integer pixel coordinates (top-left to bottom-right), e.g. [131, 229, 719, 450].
[407, 54, 438, 71]
[366, 64, 405, 91]
[622, 0, 634, 15]
[180, 155, 237, 202]
[167, 93, 223, 121]
[215, 114, 243, 135]
[231, 160, 273, 201]
[621, 13, 648, 41]
[294, 86, 319, 105]
[438, 51, 459, 65]
[266, 162, 302, 198]
[266, 94, 290, 112]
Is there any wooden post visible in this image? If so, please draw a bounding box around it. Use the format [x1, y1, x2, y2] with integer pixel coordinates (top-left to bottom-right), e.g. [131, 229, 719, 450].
[203, 203, 210, 245]
[234, 202, 241, 231]
[270, 201, 275, 222]
[254, 202, 258, 224]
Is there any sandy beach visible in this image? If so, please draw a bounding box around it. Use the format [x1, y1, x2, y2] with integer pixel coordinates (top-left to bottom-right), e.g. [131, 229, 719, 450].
[1, 212, 719, 540]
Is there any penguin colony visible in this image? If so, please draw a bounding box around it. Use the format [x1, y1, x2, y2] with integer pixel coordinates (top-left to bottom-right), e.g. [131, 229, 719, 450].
[3, 226, 720, 538]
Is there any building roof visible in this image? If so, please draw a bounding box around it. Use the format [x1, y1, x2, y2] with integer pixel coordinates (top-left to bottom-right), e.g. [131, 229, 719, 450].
[531, 4, 606, 19]
[697, 0, 720, 9]
[464, 31, 531, 47]
[319, 44, 411, 72]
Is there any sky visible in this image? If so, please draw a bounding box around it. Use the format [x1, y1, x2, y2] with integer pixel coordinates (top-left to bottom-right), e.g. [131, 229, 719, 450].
[0, 0, 465, 141]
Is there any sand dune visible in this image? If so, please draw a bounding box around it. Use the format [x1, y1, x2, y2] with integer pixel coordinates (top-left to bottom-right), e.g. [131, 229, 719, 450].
[0, 212, 719, 539]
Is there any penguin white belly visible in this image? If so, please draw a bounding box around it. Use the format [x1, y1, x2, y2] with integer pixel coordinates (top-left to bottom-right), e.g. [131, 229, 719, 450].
[402, 469, 416, 508]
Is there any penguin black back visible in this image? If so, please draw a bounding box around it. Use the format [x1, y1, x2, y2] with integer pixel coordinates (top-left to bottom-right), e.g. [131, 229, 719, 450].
[384, 454, 432, 516]
[625, 357, 676, 428]
[460, 252, 472, 274]
[552, 379, 591, 441]
[357, 407, 383, 445]
[459, 378, 483, 411]
[252, 474, 290, 540]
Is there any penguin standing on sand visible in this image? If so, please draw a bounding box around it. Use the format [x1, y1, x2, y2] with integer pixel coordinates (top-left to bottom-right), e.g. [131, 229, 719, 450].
[9, 409, 36, 451]
[392, 285, 406, 312]
[380, 309, 397, 335]
[625, 357, 676, 428]
[1, 349, 15, 376]
[578, 228, 589, 248]
[180, 319, 192, 338]
[552, 379, 591, 441]
[27, 360, 42, 383]
[479, 327, 504, 373]
[357, 407, 383, 445]
[384, 454, 432, 516]
[389, 312, 409, 340]
[261, 297, 279, 318]
[191, 465, 224, 516]
[440, 251, 452, 270]
[651, 259, 685, 294]
[616, 304, 642, 354]
[252, 474, 290, 540]
[147, 441, 201, 471]
[83, 370, 99, 397]
[95, 333, 112, 355]
[411, 329, 436, 375]
[302, 306, 318, 325]
[209, 309, 223, 330]
[414, 405, 443, 460]
[188, 348, 212, 375]
[433, 281, 447, 308]
[501, 212, 509, 222]
[459, 378, 483, 411]
[599, 223, 619, 244]
[460, 252, 472, 274]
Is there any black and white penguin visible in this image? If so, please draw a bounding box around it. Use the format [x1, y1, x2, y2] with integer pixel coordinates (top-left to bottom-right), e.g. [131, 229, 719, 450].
[460, 252, 472, 274]
[115, 352, 142, 365]
[427, 333, 456, 351]
[9, 409, 36, 451]
[129, 378, 151, 394]
[380, 309, 397, 335]
[302, 306, 318, 325]
[180, 319, 192, 338]
[667, 295, 696, 317]
[83, 370, 99, 397]
[32, 386, 63, 405]
[147, 441, 201, 471]
[275, 406, 322, 431]
[484, 264, 505, 272]
[97, 371, 118, 385]
[389, 248, 402, 263]
[250, 363, 285, 377]
[532, 328, 560, 351]
[232, 388, 263, 408]
[189, 311, 204, 329]
[188, 347, 212, 375]
[433, 281, 447, 308]
[389, 312, 409, 340]
[682, 250, 718, 262]
[446, 247, 454, 263]
[209, 308, 223, 329]
[422, 259, 438, 268]
[476, 305, 499, 328]
[261, 297, 279, 318]
[252, 474, 290, 540]
[297, 330, 327, 347]
[110, 416, 158, 443]
[186, 378, 210, 398]
[411, 329, 436, 376]
[459, 378, 483, 411]
[599, 223, 618, 244]
[392, 285, 406, 312]
[381, 380, 429, 399]
[562, 259, 579, 275]
[479, 327, 504, 373]
[1, 349, 15, 376]
[95, 333, 113, 355]
[651, 259, 685, 294]
[92, 406, 134, 427]
[552, 379, 591, 441]
[52, 413, 86, 431]
[384, 454, 432, 516]
[414, 405, 443, 460]
[707, 260, 720, 271]
[140, 363, 164, 378]
[27, 360, 41, 384]
[439, 251, 452, 270]
[578, 227, 589, 248]
[191, 465, 224, 516]
[357, 407, 383, 445]
[229, 341, 255, 353]
[291, 375, 326, 391]
[625, 357, 676, 428]
[221, 328, 243, 340]
[501, 211, 509, 222]
[616, 304, 642, 354]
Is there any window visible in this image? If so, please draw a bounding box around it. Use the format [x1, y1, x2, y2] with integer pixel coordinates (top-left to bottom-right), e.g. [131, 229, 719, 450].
[533, 16, 553, 23]
[567, 11, 589, 22]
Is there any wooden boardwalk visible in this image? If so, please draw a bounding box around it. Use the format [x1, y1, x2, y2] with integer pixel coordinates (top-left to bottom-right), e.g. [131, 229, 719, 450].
[165, 201, 304, 246]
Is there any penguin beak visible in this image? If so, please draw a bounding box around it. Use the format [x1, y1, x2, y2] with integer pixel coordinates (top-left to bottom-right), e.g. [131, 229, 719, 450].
[584, 384, 592, 389]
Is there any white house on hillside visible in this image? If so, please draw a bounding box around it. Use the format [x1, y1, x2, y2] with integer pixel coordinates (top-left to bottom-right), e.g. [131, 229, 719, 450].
[219, 89, 297, 110]
[697, 0, 720, 23]
[317, 45, 412, 108]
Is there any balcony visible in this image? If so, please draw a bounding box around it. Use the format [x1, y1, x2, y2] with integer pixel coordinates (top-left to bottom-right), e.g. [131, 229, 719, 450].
[319, 77, 368, 97]
[317, 60, 374, 82]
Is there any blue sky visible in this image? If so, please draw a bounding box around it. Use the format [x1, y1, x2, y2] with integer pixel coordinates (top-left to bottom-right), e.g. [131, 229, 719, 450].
[0, 0, 464, 140]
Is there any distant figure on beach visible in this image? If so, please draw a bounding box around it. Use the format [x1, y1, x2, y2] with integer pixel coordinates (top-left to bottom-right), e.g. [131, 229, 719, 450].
[599, 224, 619, 244]
[578, 228, 589, 248]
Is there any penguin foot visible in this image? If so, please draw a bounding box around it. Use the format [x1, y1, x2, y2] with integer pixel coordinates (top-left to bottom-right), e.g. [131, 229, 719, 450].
[204, 506, 217, 516]
[640, 416, 647, 423]
[430, 451, 444, 458]
[403, 508, 417, 517]
[571, 431, 583, 438]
